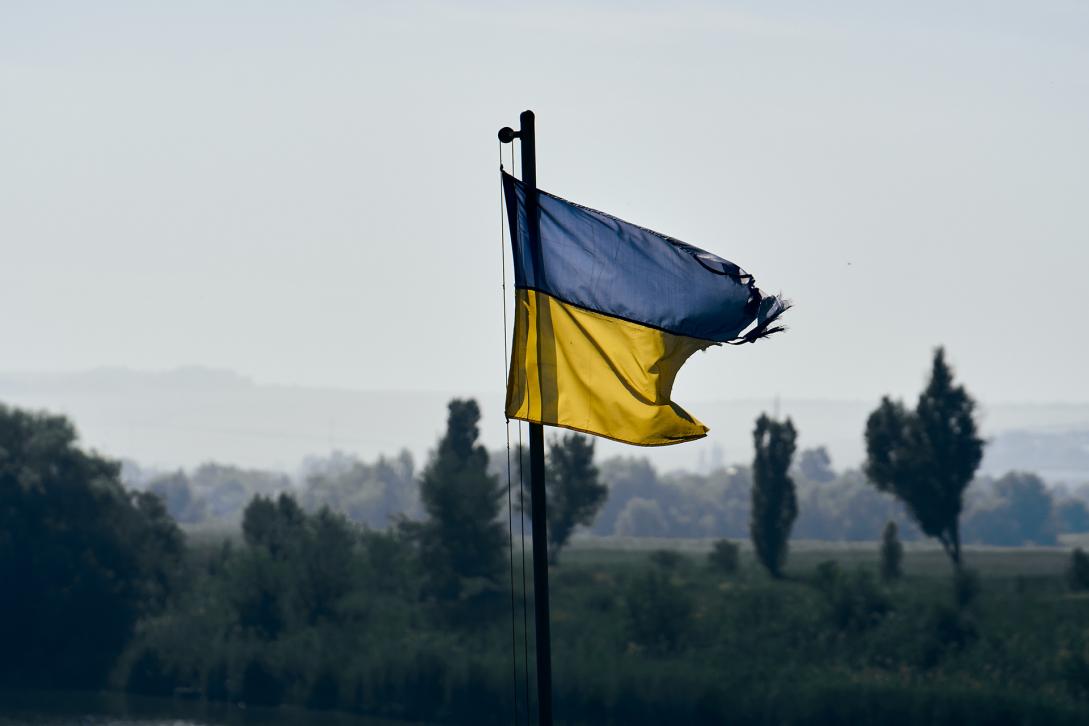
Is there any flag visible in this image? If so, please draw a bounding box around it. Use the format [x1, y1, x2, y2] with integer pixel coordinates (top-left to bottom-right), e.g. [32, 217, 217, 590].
[502, 172, 788, 446]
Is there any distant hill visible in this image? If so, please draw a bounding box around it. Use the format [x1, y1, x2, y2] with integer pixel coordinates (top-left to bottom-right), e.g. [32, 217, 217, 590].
[1, 368, 1087, 484]
[0, 368, 457, 473]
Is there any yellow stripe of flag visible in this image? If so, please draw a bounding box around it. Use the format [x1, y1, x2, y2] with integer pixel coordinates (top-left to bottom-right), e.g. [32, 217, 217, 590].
[506, 289, 710, 446]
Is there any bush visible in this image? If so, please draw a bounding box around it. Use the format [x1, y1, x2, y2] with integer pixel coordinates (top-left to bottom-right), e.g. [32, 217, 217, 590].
[241, 657, 285, 707]
[403, 649, 449, 721]
[1059, 640, 1089, 698]
[1069, 548, 1089, 591]
[708, 539, 740, 575]
[623, 569, 693, 654]
[954, 568, 981, 609]
[813, 560, 842, 593]
[880, 521, 903, 582]
[204, 661, 230, 702]
[306, 668, 340, 710]
[650, 549, 684, 571]
[922, 604, 977, 667]
[814, 567, 890, 632]
[125, 649, 177, 697]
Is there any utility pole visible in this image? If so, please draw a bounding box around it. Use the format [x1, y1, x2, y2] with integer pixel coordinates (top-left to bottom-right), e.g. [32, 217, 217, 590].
[499, 109, 553, 726]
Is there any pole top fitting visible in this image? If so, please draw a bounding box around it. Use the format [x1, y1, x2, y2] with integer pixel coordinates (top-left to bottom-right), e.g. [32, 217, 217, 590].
[498, 126, 518, 143]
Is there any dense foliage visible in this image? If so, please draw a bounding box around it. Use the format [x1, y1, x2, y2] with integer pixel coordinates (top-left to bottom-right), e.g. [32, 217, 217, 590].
[0, 404, 183, 688]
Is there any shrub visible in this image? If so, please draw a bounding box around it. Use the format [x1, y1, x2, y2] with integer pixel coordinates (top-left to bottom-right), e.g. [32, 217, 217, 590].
[1059, 640, 1089, 698]
[708, 539, 740, 575]
[403, 649, 449, 721]
[204, 661, 230, 702]
[650, 549, 684, 571]
[623, 569, 693, 654]
[125, 649, 177, 697]
[306, 668, 340, 710]
[1068, 548, 1089, 591]
[954, 568, 981, 609]
[923, 604, 977, 666]
[880, 521, 903, 582]
[241, 657, 284, 707]
[813, 560, 842, 594]
[814, 568, 890, 632]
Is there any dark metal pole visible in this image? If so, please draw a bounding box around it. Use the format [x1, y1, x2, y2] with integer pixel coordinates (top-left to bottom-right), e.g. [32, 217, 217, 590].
[498, 109, 553, 726]
[522, 110, 554, 726]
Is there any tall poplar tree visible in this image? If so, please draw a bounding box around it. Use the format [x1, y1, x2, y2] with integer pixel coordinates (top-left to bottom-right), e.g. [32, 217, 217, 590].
[750, 414, 798, 578]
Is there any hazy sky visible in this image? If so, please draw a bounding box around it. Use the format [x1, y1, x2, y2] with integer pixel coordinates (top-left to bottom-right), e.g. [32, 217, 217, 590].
[3, 1, 1087, 409]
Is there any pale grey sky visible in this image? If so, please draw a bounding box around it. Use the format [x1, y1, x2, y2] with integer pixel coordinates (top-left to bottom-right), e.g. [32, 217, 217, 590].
[3, 1, 1087, 410]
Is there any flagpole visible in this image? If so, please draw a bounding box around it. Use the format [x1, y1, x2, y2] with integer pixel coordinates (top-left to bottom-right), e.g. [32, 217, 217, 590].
[499, 109, 553, 726]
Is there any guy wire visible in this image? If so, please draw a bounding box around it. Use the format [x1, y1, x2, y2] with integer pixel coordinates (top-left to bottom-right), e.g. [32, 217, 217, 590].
[517, 419, 531, 723]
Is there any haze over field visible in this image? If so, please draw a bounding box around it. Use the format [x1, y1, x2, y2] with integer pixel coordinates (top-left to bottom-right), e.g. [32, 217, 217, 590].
[3, 367, 1087, 483]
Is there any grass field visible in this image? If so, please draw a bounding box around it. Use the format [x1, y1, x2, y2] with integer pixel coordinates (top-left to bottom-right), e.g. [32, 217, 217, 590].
[186, 519, 1081, 577]
[561, 536, 1075, 578]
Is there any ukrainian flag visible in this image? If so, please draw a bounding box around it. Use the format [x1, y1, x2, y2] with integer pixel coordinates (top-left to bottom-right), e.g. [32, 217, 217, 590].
[502, 172, 787, 446]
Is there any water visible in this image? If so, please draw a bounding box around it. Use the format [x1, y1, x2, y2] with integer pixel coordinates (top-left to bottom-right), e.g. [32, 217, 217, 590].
[0, 692, 416, 726]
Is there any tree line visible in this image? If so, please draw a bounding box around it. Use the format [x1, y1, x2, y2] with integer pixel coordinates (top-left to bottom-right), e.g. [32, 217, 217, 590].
[738, 348, 1087, 579]
[4, 346, 1089, 714]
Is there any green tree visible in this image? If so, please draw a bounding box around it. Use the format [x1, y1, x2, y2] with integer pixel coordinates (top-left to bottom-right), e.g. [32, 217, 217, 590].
[963, 472, 1056, 546]
[191, 462, 290, 520]
[615, 497, 669, 537]
[545, 433, 607, 564]
[242, 493, 307, 557]
[864, 348, 984, 570]
[798, 446, 835, 483]
[995, 472, 1055, 545]
[301, 450, 417, 527]
[148, 470, 207, 523]
[0, 404, 183, 688]
[229, 545, 288, 638]
[880, 520, 903, 582]
[1057, 499, 1089, 534]
[417, 399, 506, 600]
[232, 496, 361, 636]
[296, 508, 359, 625]
[750, 414, 798, 578]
